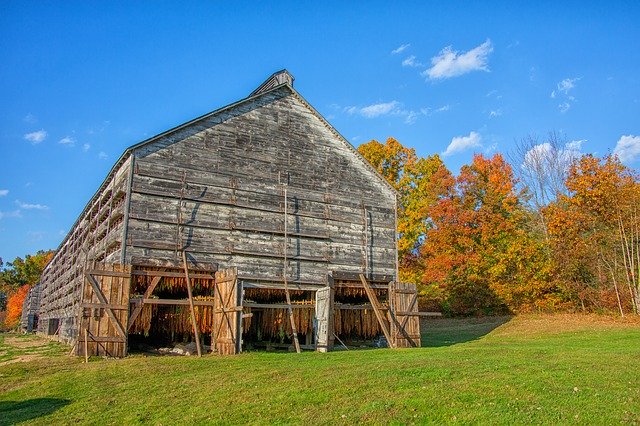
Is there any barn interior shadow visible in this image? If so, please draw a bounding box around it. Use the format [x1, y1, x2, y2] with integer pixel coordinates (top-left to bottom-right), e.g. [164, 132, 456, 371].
[420, 316, 512, 347]
[0, 398, 71, 425]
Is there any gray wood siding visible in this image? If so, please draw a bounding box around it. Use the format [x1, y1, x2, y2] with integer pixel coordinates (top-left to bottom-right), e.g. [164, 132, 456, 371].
[126, 86, 397, 287]
[37, 157, 132, 341]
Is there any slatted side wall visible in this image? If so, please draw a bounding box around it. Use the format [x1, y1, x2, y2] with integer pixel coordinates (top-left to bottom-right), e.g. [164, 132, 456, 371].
[76, 262, 131, 357]
[214, 268, 242, 355]
[391, 282, 421, 348]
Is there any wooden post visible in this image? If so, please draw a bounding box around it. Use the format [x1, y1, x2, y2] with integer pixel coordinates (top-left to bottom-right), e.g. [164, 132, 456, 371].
[84, 328, 89, 363]
[182, 250, 202, 357]
[283, 185, 301, 353]
[359, 273, 394, 348]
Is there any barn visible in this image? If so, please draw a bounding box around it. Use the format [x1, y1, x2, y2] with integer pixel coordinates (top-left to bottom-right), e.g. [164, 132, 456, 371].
[35, 70, 420, 356]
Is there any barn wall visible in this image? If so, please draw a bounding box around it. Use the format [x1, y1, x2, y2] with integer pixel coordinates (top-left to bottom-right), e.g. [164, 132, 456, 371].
[37, 156, 133, 342]
[125, 86, 397, 288]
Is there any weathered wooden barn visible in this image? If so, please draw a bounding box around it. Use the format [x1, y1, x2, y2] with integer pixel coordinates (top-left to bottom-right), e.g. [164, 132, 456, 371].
[36, 70, 420, 356]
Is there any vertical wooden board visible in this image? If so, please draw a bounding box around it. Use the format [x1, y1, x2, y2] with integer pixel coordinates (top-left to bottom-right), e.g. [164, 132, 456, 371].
[392, 282, 420, 348]
[315, 285, 334, 352]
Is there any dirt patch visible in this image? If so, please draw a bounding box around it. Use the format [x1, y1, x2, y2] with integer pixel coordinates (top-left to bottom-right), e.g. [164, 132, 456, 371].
[4, 336, 48, 349]
[0, 354, 40, 366]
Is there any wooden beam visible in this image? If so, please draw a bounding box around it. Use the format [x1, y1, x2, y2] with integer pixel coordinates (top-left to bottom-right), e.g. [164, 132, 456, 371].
[132, 270, 215, 279]
[283, 185, 301, 354]
[127, 275, 162, 330]
[86, 269, 131, 278]
[182, 250, 202, 357]
[81, 302, 129, 310]
[359, 274, 394, 348]
[243, 302, 314, 310]
[136, 298, 216, 306]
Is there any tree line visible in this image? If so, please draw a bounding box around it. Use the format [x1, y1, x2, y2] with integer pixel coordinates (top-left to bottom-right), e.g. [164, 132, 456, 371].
[0, 250, 53, 329]
[359, 135, 640, 316]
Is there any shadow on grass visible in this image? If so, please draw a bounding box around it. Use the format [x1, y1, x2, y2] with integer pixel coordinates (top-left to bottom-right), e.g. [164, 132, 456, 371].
[0, 398, 70, 426]
[421, 316, 512, 347]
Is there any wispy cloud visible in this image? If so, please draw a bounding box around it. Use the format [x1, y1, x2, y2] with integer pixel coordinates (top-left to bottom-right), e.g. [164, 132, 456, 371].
[551, 77, 580, 112]
[423, 39, 493, 80]
[402, 55, 423, 67]
[27, 231, 46, 242]
[344, 101, 435, 125]
[442, 131, 482, 157]
[614, 135, 640, 164]
[15, 200, 49, 210]
[82, 143, 91, 152]
[24, 129, 47, 144]
[391, 44, 410, 55]
[0, 189, 8, 197]
[23, 113, 37, 124]
[0, 209, 22, 220]
[489, 109, 502, 118]
[98, 151, 108, 160]
[345, 101, 400, 118]
[59, 136, 75, 147]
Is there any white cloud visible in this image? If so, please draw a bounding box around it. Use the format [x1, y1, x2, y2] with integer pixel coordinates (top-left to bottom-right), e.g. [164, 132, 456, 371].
[442, 131, 482, 157]
[346, 101, 401, 118]
[24, 129, 47, 144]
[552, 77, 580, 112]
[0, 189, 8, 197]
[489, 109, 502, 118]
[423, 39, 493, 80]
[59, 136, 75, 147]
[614, 135, 640, 164]
[23, 113, 37, 124]
[0, 209, 22, 220]
[15, 200, 49, 210]
[360, 101, 400, 118]
[523, 140, 584, 172]
[98, 151, 108, 160]
[402, 55, 422, 67]
[557, 78, 579, 95]
[392, 44, 410, 54]
[558, 102, 571, 113]
[82, 143, 91, 152]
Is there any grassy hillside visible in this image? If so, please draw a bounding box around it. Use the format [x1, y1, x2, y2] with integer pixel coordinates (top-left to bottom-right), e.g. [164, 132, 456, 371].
[1, 314, 639, 425]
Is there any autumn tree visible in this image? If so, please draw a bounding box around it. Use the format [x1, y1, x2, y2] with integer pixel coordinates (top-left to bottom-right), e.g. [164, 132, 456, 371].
[545, 155, 640, 314]
[0, 250, 54, 327]
[422, 154, 555, 314]
[358, 138, 453, 283]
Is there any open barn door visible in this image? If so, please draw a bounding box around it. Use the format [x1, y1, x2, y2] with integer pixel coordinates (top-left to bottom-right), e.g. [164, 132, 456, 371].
[77, 263, 131, 357]
[315, 286, 334, 352]
[389, 282, 421, 348]
[213, 267, 242, 354]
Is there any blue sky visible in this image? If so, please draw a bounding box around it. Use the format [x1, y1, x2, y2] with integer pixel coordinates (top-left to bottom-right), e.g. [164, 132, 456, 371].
[1, 1, 639, 263]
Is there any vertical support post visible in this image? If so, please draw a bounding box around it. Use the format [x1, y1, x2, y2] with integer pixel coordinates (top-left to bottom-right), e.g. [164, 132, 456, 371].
[283, 184, 301, 353]
[182, 250, 202, 357]
[84, 328, 89, 363]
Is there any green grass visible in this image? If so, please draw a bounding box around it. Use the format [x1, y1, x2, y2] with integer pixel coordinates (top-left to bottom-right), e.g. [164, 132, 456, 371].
[1, 314, 639, 425]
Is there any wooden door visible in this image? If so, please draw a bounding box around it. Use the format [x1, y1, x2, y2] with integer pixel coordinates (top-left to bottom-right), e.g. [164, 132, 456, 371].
[77, 262, 131, 357]
[315, 286, 334, 352]
[390, 282, 421, 348]
[213, 267, 242, 355]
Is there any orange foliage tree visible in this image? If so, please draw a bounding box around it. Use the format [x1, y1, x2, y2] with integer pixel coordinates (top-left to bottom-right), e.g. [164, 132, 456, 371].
[358, 138, 453, 284]
[422, 154, 555, 314]
[4, 284, 30, 328]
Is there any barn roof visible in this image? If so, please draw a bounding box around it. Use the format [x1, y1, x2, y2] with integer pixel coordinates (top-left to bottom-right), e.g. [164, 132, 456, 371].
[47, 71, 398, 268]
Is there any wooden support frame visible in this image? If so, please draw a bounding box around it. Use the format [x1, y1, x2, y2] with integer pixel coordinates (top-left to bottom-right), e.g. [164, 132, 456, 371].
[182, 250, 202, 357]
[77, 263, 131, 358]
[359, 273, 394, 348]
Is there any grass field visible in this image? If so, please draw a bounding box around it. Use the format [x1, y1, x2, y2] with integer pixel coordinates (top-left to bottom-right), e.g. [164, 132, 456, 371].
[1, 314, 639, 425]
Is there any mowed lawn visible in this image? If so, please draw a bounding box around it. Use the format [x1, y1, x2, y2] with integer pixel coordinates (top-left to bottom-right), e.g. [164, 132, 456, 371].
[1, 315, 639, 425]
